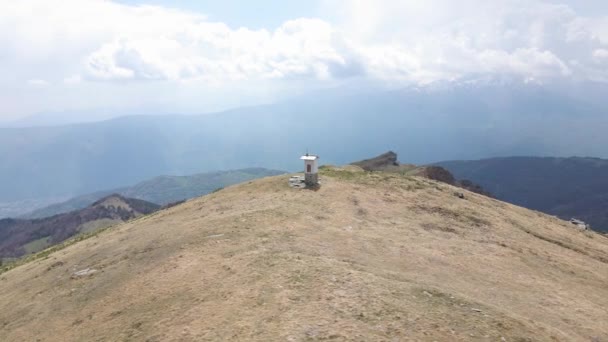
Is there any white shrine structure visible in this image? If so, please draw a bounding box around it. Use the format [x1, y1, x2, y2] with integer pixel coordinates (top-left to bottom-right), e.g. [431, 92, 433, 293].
[300, 153, 319, 186]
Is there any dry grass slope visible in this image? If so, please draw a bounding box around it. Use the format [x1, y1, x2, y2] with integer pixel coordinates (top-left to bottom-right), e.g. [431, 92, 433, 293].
[0, 167, 607, 341]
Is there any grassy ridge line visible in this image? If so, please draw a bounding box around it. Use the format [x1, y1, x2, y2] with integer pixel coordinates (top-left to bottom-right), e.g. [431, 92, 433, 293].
[2, 167, 608, 340]
[0, 173, 285, 275]
[0, 178, 242, 275]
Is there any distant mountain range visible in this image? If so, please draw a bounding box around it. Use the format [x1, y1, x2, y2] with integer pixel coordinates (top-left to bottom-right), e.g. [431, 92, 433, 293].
[3, 84, 608, 206]
[437, 157, 608, 232]
[21, 168, 285, 219]
[0, 195, 159, 259]
[0, 197, 69, 220]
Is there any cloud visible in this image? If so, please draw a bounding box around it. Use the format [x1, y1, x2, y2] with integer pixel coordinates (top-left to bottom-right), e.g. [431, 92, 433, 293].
[1, 0, 608, 117]
[82, 17, 362, 82]
[323, 0, 608, 83]
[4, 0, 606, 86]
[63, 75, 82, 85]
[27, 79, 50, 87]
[594, 49, 608, 60]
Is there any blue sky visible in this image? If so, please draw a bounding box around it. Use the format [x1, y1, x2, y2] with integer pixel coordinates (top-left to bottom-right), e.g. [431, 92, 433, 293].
[117, 0, 323, 28]
[0, 0, 607, 123]
[117, 0, 608, 20]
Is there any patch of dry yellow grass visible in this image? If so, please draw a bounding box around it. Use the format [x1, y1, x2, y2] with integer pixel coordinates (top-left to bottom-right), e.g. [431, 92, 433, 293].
[0, 168, 607, 341]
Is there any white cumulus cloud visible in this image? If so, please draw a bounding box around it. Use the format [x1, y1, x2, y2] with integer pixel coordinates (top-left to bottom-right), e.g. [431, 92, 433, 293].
[27, 79, 50, 87]
[82, 17, 361, 82]
[3, 0, 606, 86]
[1, 0, 608, 117]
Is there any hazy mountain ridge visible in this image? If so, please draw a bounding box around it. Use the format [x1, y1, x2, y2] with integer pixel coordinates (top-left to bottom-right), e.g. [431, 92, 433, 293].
[436, 156, 608, 232]
[21, 168, 285, 219]
[3, 84, 608, 204]
[0, 194, 159, 259]
[0, 197, 69, 220]
[0, 167, 606, 340]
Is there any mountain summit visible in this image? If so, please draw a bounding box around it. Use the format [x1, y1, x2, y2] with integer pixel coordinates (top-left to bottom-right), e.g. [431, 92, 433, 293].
[0, 168, 607, 340]
[351, 151, 491, 196]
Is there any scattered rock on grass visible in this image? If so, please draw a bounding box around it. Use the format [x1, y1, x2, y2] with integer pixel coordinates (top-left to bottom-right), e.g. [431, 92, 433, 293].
[72, 268, 97, 278]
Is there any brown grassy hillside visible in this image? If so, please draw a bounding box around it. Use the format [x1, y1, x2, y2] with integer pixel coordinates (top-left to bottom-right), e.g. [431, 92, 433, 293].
[0, 167, 607, 341]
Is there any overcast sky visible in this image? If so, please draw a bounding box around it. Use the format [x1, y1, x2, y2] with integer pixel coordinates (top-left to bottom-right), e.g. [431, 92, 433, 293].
[1, 0, 607, 122]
